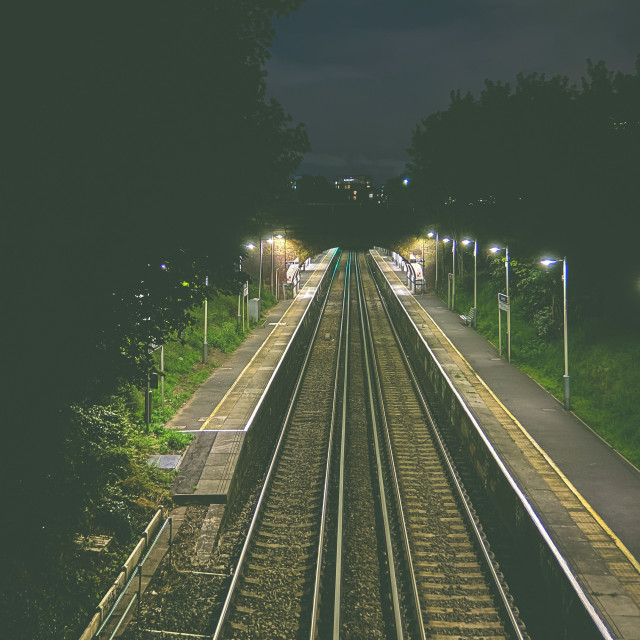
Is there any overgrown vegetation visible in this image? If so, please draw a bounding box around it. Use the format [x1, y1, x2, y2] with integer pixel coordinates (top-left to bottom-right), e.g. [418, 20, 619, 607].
[7, 2, 306, 636]
[1, 285, 276, 639]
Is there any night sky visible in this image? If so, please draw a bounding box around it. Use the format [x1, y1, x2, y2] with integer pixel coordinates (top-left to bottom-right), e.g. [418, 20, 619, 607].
[267, 0, 640, 185]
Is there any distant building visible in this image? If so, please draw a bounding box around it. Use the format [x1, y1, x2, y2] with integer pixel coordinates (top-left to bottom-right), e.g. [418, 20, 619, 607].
[334, 175, 373, 201]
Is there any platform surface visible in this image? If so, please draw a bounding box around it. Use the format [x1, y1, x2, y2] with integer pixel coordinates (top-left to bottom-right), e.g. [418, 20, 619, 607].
[170, 251, 335, 503]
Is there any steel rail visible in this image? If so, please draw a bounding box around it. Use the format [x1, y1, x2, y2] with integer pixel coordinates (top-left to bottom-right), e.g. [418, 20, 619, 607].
[211, 251, 344, 640]
[309, 251, 352, 639]
[359, 255, 428, 638]
[354, 253, 405, 640]
[332, 251, 352, 637]
[365, 252, 527, 640]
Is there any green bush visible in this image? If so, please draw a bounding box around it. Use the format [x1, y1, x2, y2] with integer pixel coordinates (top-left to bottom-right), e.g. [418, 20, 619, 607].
[211, 320, 243, 353]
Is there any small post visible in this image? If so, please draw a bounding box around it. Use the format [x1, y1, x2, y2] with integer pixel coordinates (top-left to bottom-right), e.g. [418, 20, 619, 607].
[169, 517, 173, 564]
[202, 297, 208, 363]
[160, 345, 165, 408]
[137, 566, 142, 630]
[145, 376, 151, 431]
[498, 306, 502, 356]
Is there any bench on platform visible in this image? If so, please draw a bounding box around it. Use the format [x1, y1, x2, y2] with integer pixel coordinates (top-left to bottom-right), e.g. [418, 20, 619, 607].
[460, 307, 477, 327]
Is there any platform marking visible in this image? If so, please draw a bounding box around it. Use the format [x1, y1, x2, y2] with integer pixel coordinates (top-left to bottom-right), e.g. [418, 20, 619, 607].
[183, 429, 246, 434]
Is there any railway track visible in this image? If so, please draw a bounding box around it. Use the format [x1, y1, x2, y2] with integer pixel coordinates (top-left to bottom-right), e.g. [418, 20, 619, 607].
[212, 251, 527, 639]
[359, 252, 527, 639]
[211, 253, 350, 639]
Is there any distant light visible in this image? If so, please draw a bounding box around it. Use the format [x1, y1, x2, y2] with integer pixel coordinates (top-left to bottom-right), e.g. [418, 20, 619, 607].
[489, 246, 501, 253]
[275, 234, 283, 239]
[246, 243, 255, 249]
[160, 263, 167, 270]
[541, 259, 557, 266]
[427, 232, 434, 238]
[442, 237, 451, 244]
[402, 178, 409, 185]
[461, 239, 472, 246]
[267, 238, 273, 244]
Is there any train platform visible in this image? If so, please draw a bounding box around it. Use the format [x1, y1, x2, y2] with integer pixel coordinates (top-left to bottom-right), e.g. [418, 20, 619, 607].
[371, 249, 640, 639]
[168, 250, 335, 506]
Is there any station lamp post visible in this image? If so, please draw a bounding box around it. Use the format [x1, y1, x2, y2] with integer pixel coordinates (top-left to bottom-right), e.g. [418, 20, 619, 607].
[443, 237, 457, 310]
[258, 238, 263, 299]
[428, 231, 439, 293]
[541, 257, 570, 410]
[461, 239, 478, 327]
[245, 241, 264, 299]
[269, 233, 284, 297]
[490, 245, 510, 362]
[202, 275, 210, 363]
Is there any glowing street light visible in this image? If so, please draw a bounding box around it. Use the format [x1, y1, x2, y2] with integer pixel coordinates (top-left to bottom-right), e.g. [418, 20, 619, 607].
[443, 237, 457, 310]
[541, 257, 570, 410]
[245, 242, 264, 299]
[428, 231, 439, 292]
[270, 233, 285, 297]
[490, 245, 510, 362]
[462, 239, 478, 326]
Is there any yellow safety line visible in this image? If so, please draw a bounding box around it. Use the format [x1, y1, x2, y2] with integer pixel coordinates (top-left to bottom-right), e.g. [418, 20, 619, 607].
[377, 251, 640, 573]
[200, 253, 333, 430]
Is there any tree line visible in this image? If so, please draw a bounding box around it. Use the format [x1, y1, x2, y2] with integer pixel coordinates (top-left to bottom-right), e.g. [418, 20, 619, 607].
[402, 57, 640, 302]
[5, 1, 308, 554]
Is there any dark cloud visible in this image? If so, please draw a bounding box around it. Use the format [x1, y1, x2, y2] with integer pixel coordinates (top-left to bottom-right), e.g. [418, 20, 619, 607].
[266, 0, 640, 184]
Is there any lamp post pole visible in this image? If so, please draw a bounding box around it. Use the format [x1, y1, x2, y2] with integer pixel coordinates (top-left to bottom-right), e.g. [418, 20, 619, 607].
[462, 239, 478, 327]
[562, 257, 570, 410]
[491, 245, 510, 361]
[473, 240, 477, 325]
[541, 257, 570, 410]
[443, 237, 455, 309]
[202, 275, 208, 363]
[428, 231, 439, 293]
[436, 233, 439, 293]
[505, 246, 510, 363]
[283, 230, 288, 301]
[258, 238, 263, 299]
[452, 238, 457, 311]
[270, 233, 275, 293]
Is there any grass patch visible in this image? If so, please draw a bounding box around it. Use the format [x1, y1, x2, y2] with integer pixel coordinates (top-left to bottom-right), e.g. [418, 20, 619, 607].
[449, 275, 640, 469]
[142, 285, 276, 431]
